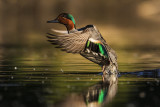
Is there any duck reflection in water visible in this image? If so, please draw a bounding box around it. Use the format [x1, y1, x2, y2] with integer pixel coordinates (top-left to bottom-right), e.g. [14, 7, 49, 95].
[56, 74, 118, 107]
[85, 74, 118, 107]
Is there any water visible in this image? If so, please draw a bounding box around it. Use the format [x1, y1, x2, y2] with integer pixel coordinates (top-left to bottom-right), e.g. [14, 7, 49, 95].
[0, 45, 160, 107]
[1, 0, 160, 106]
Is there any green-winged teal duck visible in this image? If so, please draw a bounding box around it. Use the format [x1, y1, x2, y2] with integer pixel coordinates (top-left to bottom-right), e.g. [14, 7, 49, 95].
[47, 13, 118, 75]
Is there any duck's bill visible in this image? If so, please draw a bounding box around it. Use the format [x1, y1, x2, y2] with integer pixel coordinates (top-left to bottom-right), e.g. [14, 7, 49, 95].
[47, 19, 59, 23]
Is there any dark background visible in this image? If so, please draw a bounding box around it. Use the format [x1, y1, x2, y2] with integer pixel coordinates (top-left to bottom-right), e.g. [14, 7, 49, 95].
[0, 0, 160, 48]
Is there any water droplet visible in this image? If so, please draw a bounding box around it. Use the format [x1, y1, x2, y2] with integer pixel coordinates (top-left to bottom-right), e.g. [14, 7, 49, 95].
[155, 79, 159, 83]
[42, 81, 45, 84]
[139, 92, 146, 98]
[11, 76, 14, 79]
[61, 69, 64, 72]
[76, 77, 80, 80]
[14, 67, 17, 70]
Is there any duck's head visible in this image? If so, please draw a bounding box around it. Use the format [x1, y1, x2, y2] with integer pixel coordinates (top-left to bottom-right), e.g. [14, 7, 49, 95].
[47, 13, 76, 32]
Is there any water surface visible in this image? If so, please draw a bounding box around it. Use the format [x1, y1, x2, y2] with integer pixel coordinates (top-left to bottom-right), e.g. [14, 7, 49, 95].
[0, 45, 160, 107]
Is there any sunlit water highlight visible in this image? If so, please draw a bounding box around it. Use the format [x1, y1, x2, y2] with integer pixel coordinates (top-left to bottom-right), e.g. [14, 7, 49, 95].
[0, 45, 159, 107]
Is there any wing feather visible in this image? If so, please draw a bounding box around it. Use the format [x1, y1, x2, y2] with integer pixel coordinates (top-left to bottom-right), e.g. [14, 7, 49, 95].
[51, 28, 68, 34]
[47, 25, 117, 67]
[46, 30, 91, 53]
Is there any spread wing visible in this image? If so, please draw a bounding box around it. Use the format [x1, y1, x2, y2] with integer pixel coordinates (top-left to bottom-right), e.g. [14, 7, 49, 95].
[46, 30, 91, 53]
[47, 25, 117, 66]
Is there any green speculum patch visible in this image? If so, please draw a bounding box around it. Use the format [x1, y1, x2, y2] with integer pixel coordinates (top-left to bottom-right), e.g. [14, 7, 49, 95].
[86, 41, 108, 58]
[98, 44, 108, 58]
[98, 89, 104, 103]
[87, 41, 90, 47]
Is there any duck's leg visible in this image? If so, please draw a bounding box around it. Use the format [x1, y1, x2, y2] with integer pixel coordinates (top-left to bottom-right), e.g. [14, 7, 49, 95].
[102, 65, 106, 81]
